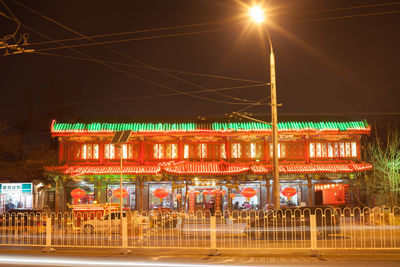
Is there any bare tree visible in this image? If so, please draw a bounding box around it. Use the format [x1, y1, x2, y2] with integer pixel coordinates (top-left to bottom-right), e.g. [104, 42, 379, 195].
[367, 129, 400, 207]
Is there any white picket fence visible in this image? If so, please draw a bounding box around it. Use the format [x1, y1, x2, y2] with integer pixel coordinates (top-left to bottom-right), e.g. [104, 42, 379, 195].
[1, 206, 399, 251]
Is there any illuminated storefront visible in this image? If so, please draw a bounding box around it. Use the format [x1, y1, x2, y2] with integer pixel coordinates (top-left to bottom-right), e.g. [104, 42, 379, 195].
[46, 120, 372, 211]
[0, 183, 33, 212]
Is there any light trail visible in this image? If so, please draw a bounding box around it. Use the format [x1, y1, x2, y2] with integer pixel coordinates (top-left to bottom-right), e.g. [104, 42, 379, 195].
[0, 254, 264, 267]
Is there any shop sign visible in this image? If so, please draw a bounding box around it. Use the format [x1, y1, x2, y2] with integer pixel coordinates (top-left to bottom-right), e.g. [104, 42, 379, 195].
[0, 183, 32, 194]
[107, 189, 113, 198]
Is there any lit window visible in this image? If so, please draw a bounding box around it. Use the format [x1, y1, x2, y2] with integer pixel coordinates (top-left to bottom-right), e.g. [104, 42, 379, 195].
[93, 144, 99, 159]
[171, 144, 178, 159]
[250, 143, 256, 158]
[339, 142, 345, 157]
[184, 144, 189, 159]
[220, 144, 226, 159]
[321, 143, 327, 157]
[316, 143, 322, 157]
[351, 142, 357, 157]
[200, 143, 207, 158]
[128, 144, 133, 159]
[310, 143, 315, 158]
[328, 143, 333, 157]
[82, 144, 87, 159]
[269, 143, 282, 158]
[231, 143, 242, 159]
[345, 142, 351, 157]
[334, 143, 339, 157]
[122, 144, 128, 159]
[104, 144, 116, 159]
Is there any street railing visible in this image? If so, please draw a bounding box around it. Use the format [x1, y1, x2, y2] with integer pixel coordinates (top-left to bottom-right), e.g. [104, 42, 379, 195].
[0, 206, 399, 250]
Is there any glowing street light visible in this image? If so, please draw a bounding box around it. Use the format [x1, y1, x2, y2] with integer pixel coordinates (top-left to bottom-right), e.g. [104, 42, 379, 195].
[249, 5, 280, 210]
[249, 6, 265, 24]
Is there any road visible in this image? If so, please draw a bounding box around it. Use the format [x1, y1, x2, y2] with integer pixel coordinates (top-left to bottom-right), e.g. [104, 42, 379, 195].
[0, 247, 399, 267]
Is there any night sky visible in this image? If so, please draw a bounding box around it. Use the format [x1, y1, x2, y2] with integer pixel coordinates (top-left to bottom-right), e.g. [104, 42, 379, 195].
[1, 0, 399, 126]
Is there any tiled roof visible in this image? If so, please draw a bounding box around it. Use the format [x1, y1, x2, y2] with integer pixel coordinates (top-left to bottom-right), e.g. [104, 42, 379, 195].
[51, 120, 370, 136]
[46, 162, 372, 176]
[49, 166, 161, 176]
[251, 163, 372, 174]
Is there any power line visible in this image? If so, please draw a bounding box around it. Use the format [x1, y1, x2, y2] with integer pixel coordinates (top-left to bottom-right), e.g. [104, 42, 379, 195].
[31, 28, 225, 52]
[0, 83, 267, 112]
[12, 0, 254, 104]
[24, 19, 234, 47]
[293, 10, 400, 23]
[2, 8, 253, 106]
[294, 1, 400, 15]
[32, 51, 264, 84]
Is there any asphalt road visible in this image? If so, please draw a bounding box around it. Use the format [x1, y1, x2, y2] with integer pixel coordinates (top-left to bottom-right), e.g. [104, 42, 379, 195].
[0, 247, 399, 267]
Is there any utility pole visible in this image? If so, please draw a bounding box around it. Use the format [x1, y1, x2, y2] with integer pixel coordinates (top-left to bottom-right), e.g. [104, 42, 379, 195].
[268, 30, 280, 210]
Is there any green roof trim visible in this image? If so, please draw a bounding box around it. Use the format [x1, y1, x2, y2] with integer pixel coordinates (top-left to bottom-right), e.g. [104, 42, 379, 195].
[51, 120, 370, 133]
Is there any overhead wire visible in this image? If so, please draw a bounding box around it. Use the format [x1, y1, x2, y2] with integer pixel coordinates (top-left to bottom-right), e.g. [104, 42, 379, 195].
[32, 51, 264, 84]
[23, 18, 235, 47]
[11, 0, 255, 104]
[2, 7, 254, 106]
[0, 83, 266, 112]
[294, 1, 400, 15]
[31, 28, 225, 52]
[293, 9, 400, 23]
[0, 0, 21, 41]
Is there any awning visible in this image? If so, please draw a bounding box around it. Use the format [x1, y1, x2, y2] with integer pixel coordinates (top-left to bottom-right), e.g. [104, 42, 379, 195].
[46, 162, 372, 177]
[163, 161, 249, 176]
[251, 163, 372, 174]
[46, 165, 161, 176]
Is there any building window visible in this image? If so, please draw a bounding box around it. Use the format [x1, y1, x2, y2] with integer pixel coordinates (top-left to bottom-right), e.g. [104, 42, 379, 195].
[231, 143, 242, 159]
[73, 143, 99, 160]
[104, 144, 116, 159]
[153, 143, 178, 159]
[309, 141, 357, 158]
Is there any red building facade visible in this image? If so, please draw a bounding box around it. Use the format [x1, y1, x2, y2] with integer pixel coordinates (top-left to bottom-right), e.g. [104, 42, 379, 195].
[46, 120, 372, 212]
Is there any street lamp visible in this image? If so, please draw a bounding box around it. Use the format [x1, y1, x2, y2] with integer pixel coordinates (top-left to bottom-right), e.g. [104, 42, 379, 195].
[249, 5, 280, 209]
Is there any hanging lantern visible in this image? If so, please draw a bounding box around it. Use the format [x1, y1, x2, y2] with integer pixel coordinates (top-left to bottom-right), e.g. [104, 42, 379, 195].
[229, 193, 236, 199]
[211, 190, 218, 195]
[154, 188, 169, 199]
[203, 190, 209, 195]
[282, 187, 297, 198]
[241, 188, 256, 199]
[175, 194, 182, 199]
[113, 188, 128, 199]
[71, 188, 86, 199]
[195, 191, 200, 195]
[220, 190, 226, 196]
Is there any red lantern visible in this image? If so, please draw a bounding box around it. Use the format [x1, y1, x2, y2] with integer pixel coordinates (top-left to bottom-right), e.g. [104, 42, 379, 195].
[195, 191, 200, 195]
[113, 188, 128, 199]
[220, 190, 226, 196]
[241, 188, 256, 199]
[175, 194, 182, 199]
[229, 193, 236, 199]
[211, 190, 218, 195]
[282, 187, 297, 198]
[71, 188, 85, 199]
[154, 188, 169, 199]
[203, 190, 209, 195]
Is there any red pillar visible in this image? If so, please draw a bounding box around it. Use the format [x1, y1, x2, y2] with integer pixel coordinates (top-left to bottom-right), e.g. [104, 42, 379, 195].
[140, 138, 145, 165]
[225, 137, 230, 161]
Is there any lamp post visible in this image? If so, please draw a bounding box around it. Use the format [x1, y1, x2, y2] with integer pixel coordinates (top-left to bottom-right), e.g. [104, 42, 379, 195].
[249, 6, 280, 209]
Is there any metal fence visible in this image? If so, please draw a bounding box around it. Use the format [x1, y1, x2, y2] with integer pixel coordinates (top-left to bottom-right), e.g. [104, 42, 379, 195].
[1, 206, 399, 251]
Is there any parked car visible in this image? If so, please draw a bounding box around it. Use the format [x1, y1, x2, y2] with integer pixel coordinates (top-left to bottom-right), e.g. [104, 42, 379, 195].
[244, 206, 341, 240]
[80, 212, 149, 234]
